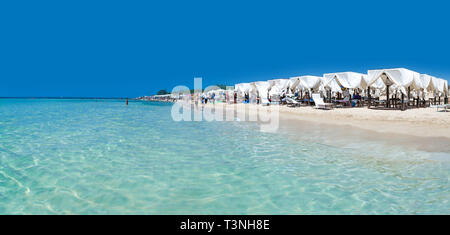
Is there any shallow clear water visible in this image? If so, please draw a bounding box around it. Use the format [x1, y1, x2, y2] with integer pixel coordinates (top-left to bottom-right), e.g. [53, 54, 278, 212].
[0, 99, 448, 214]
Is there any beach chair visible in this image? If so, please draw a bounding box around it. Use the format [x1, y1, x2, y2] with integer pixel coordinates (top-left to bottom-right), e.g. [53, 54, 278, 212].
[312, 93, 334, 110]
[335, 96, 350, 108]
[431, 104, 450, 112]
[285, 97, 300, 107]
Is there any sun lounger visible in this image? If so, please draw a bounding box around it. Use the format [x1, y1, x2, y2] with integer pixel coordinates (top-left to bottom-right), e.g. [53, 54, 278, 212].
[335, 96, 350, 107]
[312, 93, 334, 110]
[431, 104, 450, 112]
[285, 97, 300, 107]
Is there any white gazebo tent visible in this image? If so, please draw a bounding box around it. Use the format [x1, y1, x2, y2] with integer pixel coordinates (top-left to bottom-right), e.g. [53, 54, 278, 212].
[419, 74, 437, 105]
[323, 74, 344, 95]
[268, 79, 289, 102]
[420, 76, 448, 105]
[298, 75, 324, 104]
[324, 72, 367, 91]
[435, 78, 448, 104]
[247, 83, 258, 103]
[420, 74, 435, 93]
[234, 83, 252, 102]
[442, 79, 449, 97]
[323, 72, 369, 102]
[363, 75, 386, 99]
[286, 77, 302, 96]
[250, 81, 271, 104]
[366, 68, 422, 109]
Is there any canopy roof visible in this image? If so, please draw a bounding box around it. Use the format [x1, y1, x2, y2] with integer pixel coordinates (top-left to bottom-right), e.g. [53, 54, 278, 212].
[268, 79, 289, 90]
[233, 69, 447, 98]
[367, 68, 422, 95]
[234, 83, 252, 95]
[436, 78, 448, 95]
[286, 77, 301, 92]
[420, 74, 435, 92]
[251, 81, 271, 97]
[298, 75, 323, 90]
[323, 72, 367, 92]
[268, 79, 289, 96]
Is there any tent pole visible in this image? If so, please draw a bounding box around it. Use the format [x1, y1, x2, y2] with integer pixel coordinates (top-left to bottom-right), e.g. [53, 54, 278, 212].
[349, 89, 352, 107]
[407, 86, 411, 107]
[368, 87, 371, 108]
[393, 94, 396, 108]
[401, 92, 405, 111]
[394, 92, 397, 109]
[417, 93, 419, 108]
[386, 85, 390, 108]
[309, 89, 312, 105]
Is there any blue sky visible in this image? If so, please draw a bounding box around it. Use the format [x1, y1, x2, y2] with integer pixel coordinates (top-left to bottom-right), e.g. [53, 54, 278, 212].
[0, 0, 449, 97]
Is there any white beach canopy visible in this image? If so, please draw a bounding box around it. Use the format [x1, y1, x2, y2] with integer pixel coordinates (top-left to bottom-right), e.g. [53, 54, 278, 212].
[235, 83, 252, 96]
[286, 77, 301, 94]
[268, 79, 289, 97]
[366, 68, 422, 95]
[251, 81, 271, 99]
[443, 79, 449, 96]
[323, 72, 369, 94]
[420, 74, 436, 93]
[298, 75, 324, 91]
[436, 78, 448, 96]
[322, 75, 342, 93]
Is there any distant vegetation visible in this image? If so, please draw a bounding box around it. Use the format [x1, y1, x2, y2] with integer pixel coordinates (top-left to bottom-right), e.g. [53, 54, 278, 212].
[156, 89, 170, 95]
[216, 84, 233, 90]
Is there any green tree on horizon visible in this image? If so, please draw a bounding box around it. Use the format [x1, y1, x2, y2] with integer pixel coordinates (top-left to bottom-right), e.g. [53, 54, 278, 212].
[156, 89, 169, 95]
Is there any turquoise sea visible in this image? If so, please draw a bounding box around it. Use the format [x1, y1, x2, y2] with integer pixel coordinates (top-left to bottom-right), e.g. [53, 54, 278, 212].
[0, 99, 448, 214]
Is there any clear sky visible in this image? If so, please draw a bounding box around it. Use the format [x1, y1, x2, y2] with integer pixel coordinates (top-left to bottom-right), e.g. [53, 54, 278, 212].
[1, 0, 449, 97]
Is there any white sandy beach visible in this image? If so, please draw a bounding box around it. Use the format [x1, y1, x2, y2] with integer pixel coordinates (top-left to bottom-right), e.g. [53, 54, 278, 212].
[202, 102, 450, 140]
[196, 102, 450, 153]
[277, 105, 450, 138]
